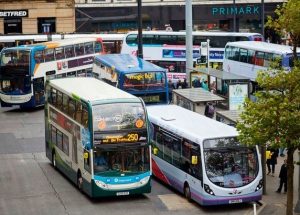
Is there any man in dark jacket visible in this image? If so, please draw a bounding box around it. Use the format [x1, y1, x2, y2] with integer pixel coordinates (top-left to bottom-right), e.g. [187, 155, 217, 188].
[276, 159, 287, 193]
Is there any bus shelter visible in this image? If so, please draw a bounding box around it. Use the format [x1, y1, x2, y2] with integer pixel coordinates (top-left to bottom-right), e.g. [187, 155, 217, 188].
[216, 110, 242, 127]
[191, 68, 250, 110]
[172, 88, 225, 112]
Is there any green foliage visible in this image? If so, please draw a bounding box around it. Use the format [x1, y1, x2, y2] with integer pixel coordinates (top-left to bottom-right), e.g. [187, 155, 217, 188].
[266, 0, 300, 47]
[236, 64, 300, 150]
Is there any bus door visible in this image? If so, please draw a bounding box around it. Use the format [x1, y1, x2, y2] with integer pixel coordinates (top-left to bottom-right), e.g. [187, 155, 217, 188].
[182, 140, 203, 193]
[32, 77, 45, 105]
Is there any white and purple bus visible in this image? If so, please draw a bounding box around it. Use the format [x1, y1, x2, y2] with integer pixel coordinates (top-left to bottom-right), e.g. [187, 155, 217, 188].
[121, 31, 263, 82]
[147, 104, 262, 206]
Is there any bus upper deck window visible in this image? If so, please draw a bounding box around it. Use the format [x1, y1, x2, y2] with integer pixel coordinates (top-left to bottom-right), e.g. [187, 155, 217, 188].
[94, 42, 102, 53]
[75, 44, 84, 56]
[64, 46, 75, 58]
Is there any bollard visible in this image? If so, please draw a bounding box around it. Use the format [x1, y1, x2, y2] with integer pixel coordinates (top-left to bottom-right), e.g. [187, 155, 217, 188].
[253, 203, 257, 215]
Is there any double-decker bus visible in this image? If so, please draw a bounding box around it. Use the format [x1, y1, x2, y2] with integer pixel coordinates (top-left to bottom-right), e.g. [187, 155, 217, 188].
[45, 77, 151, 197]
[147, 104, 262, 206]
[223, 41, 300, 81]
[223, 41, 300, 97]
[120, 31, 263, 82]
[0, 33, 125, 53]
[93, 53, 169, 105]
[0, 37, 105, 108]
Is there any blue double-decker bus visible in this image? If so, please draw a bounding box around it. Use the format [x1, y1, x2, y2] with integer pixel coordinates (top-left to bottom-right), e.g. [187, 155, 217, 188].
[93, 54, 169, 104]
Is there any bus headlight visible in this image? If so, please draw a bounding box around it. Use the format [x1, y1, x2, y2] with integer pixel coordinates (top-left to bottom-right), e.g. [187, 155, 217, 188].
[140, 176, 150, 185]
[95, 180, 108, 190]
[204, 184, 215, 196]
[256, 179, 263, 191]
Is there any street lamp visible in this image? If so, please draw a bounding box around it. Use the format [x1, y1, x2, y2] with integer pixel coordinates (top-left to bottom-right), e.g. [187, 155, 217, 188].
[233, 0, 236, 32]
[261, 0, 265, 39]
[137, 0, 143, 58]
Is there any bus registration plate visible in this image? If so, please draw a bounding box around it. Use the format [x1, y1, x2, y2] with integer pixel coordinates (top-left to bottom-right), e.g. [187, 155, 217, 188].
[116, 191, 129, 196]
[229, 199, 242, 204]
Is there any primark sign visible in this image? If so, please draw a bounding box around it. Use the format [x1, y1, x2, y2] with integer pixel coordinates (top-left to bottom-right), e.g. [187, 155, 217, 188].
[212, 5, 260, 16]
[0, 10, 28, 18]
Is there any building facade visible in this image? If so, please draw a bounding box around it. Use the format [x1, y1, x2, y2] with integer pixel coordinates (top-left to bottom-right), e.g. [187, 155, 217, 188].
[0, 0, 75, 34]
[75, 0, 284, 35]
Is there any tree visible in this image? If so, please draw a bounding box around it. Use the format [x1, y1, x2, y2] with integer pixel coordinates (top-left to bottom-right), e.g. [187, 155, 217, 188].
[236, 64, 300, 215]
[266, 0, 300, 58]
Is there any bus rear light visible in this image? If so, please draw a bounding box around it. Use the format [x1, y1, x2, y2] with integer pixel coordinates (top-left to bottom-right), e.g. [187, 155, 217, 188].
[254, 38, 262, 41]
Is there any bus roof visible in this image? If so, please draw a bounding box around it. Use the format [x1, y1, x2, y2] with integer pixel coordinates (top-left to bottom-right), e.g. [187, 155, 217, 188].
[49, 77, 138, 104]
[226, 41, 300, 54]
[0, 33, 124, 43]
[147, 105, 238, 144]
[94, 54, 166, 73]
[126, 31, 262, 37]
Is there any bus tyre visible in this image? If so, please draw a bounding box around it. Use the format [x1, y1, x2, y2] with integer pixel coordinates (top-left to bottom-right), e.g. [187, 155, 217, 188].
[52, 152, 57, 169]
[184, 184, 192, 202]
[77, 171, 83, 191]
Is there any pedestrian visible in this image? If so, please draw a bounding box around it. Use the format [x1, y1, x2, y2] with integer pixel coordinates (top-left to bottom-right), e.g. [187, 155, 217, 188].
[168, 79, 175, 102]
[202, 80, 209, 91]
[192, 77, 201, 88]
[266, 148, 278, 176]
[182, 78, 188, 89]
[176, 79, 182, 89]
[204, 102, 215, 118]
[279, 147, 285, 157]
[276, 159, 287, 193]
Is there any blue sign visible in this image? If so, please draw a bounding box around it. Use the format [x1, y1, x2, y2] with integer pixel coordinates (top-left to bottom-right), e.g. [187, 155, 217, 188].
[209, 50, 224, 60]
[162, 49, 200, 59]
[212, 6, 260, 16]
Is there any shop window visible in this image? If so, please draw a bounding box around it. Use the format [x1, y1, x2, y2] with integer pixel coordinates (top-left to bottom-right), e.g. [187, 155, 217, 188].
[4, 18, 22, 34]
[38, 18, 56, 34]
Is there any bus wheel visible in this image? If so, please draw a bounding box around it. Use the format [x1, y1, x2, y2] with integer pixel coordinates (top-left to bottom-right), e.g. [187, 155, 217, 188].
[184, 184, 191, 202]
[52, 152, 57, 169]
[77, 171, 83, 191]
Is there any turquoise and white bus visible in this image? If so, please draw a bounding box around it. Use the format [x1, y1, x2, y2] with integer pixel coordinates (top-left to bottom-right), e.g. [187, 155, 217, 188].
[223, 41, 300, 81]
[93, 54, 169, 104]
[0, 37, 105, 108]
[147, 105, 262, 206]
[45, 77, 151, 197]
[121, 31, 263, 82]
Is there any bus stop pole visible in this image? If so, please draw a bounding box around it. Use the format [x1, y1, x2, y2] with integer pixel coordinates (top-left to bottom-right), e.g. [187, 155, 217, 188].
[185, 0, 193, 87]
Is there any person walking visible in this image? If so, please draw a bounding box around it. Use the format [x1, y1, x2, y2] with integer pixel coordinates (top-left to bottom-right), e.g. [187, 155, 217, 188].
[204, 102, 215, 118]
[182, 78, 188, 89]
[271, 148, 279, 176]
[276, 159, 287, 193]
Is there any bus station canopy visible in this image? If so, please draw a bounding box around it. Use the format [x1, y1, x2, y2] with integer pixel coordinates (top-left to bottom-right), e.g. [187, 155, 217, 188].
[216, 109, 242, 126]
[194, 67, 250, 81]
[173, 87, 225, 103]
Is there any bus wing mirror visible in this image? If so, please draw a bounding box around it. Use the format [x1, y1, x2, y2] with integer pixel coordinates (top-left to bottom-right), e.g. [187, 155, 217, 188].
[191, 156, 198, 165]
[83, 152, 89, 160]
[153, 148, 158, 155]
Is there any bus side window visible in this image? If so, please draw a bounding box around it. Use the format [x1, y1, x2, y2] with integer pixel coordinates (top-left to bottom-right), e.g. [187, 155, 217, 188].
[75, 44, 84, 56]
[51, 88, 57, 106]
[68, 99, 76, 119]
[44, 48, 55, 62]
[62, 94, 69, 114]
[65, 45, 75, 58]
[51, 125, 57, 145]
[56, 91, 63, 110]
[55, 47, 65, 60]
[75, 102, 82, 124]
[84, 42, 94, 54]
[82, 103, 88, 128]
[34, 50, 44, 63]
[255, 51, 264, 66]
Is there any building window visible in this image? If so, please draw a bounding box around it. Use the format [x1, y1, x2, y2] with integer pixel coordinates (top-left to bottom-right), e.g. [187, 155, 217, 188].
[38, 18, 56, 34]
[4, 18, 22, 34]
